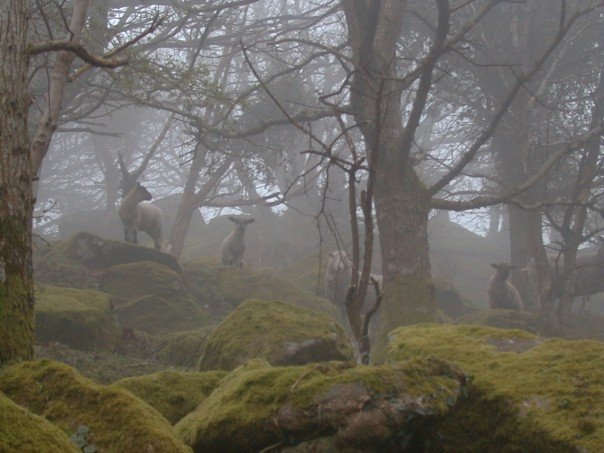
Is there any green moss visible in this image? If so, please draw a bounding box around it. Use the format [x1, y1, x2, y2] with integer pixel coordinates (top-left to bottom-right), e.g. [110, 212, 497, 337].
[434, 279, 478, 318]
[99, 261, 211, 335]
[0, 390, 79, 452]
[175, 357, 466, 452]
[373, 274, 437, 363]
[387, 324, 604, 451]
[35, 286, 119, 351]
[183, 260, 338, 319]
[454, 308, 541, 333]
[0, 360, 191, 452]
[157, 327, 215, 367]
[199, 300, 353, 371]
[0, 275, 35, 365]
[113, 370, 227, 424]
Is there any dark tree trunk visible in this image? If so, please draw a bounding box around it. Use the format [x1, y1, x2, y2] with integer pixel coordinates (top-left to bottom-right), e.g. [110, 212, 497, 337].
[0, 0, 35, 364]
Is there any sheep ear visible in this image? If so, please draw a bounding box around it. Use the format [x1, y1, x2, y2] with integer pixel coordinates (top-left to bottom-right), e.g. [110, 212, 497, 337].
[246, 218, 255, 224]
[228, 216, 237, 223]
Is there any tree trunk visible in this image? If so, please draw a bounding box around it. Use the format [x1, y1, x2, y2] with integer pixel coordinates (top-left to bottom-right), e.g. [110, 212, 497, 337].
[0, 0, 35, 364]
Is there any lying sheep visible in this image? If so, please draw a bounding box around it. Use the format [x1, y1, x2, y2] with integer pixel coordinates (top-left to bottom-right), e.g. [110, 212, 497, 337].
[118, 182, 163, 250]
[487, 262, 524, 311]
[220, 216, 255, 268]
[324, 250, 382, 316]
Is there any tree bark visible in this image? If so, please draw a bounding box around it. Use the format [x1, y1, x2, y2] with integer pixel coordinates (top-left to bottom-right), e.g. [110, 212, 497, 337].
[0, 0, 35, 364]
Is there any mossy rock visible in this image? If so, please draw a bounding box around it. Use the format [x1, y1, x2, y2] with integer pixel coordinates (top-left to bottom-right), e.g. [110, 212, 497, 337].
[35, 286, 119, 351]
[199, 300, 354, 371]
[35, 231, 183, 288]
[387, 324, 604, 451]
[99, 261, 211, 335]
[0, 360, 191, 452]
[434, 279, 478, 319]
[157, 327, 215, 367]
[183, 260, 338, 319]
[113, 370, 227, 424]
[0, 391, 79, 452]
[175, 357, 468, 452]
[454, 308, 541, 334]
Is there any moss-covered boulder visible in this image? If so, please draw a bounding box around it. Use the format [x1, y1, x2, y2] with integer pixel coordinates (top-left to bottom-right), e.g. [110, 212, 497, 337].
[434, 279, 478, 319]
[199, 300, 353, 371]
[175, 358, 468, 452]
[0, 360, 191, 452]
[183, 260, 338, 319]
[99, 260, 211, 335]
[454, 308, 541, 333]
[113, 370, 227, 424]
[157, 327, 215, 367]
[387, 324, 604, 451]
[35, 231, 183, 289]
[0, 391, 79, 452]
[35, 286, 119, 351]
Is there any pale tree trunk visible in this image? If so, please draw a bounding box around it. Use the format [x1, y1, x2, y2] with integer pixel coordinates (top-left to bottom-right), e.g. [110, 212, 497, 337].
[0, 0, 34, 364]
[31, 0, 90, 180]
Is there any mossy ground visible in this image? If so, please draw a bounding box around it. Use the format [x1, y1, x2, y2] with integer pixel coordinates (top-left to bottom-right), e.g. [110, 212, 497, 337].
[0, 360, 190, 452]
[183, 260, 338, 319]
[100, 260, 211, 335]
[35, 286, 119, 351]
[387, 324, 604, 451]
[175, 357, 466, 452]
[113, 369, 227, 424]
[34, 342, 166, 384]
[199, 300, 354, 371]
[0, 391, 79, 452]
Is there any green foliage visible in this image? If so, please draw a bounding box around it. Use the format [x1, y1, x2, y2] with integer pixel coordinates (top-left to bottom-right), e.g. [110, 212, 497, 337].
[454, 308, 541, 333]
[387, 324, 604, 451]
[0, 391, 78, 452]
[0, 360, 191, 452]
[184, 260, 338, 319]
[199, 300, 353, 371]
[175, 357, 467, 452]
[99, 260, 211, 335]
[35, 286, 119, 351]
[113, 370, 227, 424]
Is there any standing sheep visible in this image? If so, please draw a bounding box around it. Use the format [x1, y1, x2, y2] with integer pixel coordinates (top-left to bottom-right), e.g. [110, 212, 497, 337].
[487, 262, 524, 311]
[118, 182, 163, 249]
[220, 216, 255, 268]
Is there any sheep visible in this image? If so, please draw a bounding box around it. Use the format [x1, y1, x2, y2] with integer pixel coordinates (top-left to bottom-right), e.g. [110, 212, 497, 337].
[523, 242, 604, 311]
[324, 250, 382, 316]
[487, 262, 524, 311]
[220, 216, 255, 268]
[118, 182, 163, 249]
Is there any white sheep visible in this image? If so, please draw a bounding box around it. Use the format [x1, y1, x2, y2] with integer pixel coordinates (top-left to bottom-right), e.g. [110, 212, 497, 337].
[118, 182, 163, 249]
[487, 262, 524, 311]
[220, 216, 255, 268]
